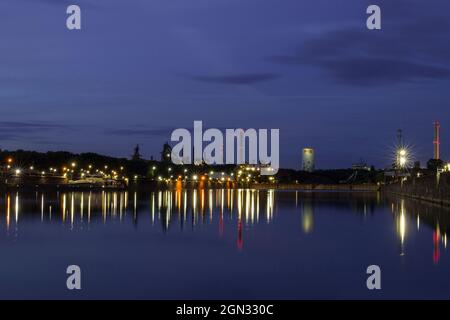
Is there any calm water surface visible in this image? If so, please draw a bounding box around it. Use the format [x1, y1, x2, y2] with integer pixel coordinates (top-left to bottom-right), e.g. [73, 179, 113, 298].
[0, 189, 449, 299]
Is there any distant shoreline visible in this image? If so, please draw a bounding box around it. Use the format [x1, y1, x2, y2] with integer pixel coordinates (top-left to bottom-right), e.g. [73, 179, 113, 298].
[0, 182, 380, 192]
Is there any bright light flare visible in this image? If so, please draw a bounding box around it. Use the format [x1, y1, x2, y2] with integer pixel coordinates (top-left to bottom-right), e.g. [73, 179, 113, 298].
[393, 145, 413, 169]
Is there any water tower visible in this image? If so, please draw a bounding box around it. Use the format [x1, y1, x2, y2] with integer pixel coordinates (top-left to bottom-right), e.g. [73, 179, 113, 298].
[302, 148, 315, 172]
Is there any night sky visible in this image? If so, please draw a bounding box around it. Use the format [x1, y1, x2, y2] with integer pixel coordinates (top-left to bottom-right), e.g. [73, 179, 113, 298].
[1, 0, 449, 169]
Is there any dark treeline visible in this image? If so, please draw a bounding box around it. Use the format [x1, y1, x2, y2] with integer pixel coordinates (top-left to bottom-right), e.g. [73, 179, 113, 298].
[0, 149, 239, 180]
[0, 149, 142, 176]
[0, 149, 384, 184]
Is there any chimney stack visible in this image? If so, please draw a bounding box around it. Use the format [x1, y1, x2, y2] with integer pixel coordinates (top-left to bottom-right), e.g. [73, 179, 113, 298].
[433, 121, 440, 160]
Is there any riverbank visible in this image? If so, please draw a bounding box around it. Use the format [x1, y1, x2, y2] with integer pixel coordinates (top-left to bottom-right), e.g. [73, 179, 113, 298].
[383, 172, 450, 207]
[249, 183, 379, 191]
[1, 180, 380, 192]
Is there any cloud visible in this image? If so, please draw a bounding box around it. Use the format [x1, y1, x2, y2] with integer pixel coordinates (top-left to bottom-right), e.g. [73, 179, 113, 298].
[20, 0, 102, 9]
[313, 57, 450, 86]
[269, 13, 450, 86]
[107, 128, 172, 137]
[190, 73, 280, 85]
[0, 121, 66, 132]
[0, 121, 71, 142]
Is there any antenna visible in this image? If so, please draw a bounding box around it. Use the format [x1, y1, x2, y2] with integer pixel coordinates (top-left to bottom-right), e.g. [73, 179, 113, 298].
[397, 129, 403, 147]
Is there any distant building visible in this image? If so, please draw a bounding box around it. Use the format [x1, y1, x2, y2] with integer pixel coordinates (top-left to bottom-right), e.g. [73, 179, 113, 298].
[161, 142, 172, 163]
[352, 159, 371, 171]
[132, 144, 142, 161]
[302, 148, 315, 172]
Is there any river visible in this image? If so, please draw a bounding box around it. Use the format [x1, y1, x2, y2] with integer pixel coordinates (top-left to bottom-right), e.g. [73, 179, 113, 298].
[0, 189, 448, 299]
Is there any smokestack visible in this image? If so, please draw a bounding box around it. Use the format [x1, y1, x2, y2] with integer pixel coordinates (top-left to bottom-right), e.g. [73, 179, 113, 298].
[433, 121, 440, 160]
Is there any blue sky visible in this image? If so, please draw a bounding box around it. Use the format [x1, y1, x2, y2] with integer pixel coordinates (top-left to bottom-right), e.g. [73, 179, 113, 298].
[0, 0, 449, 168]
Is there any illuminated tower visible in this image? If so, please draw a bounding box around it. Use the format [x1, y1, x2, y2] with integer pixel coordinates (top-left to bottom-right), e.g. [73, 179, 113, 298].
[433, 121, 440, 160]
[302, 148, 315, 172]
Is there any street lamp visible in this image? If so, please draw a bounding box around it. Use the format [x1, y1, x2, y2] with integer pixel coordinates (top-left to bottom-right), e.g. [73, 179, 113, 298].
[397, 148, 408, 169]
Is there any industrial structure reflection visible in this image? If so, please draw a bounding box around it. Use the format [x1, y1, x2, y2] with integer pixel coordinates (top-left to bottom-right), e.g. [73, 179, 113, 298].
[390, 197, 448, 264]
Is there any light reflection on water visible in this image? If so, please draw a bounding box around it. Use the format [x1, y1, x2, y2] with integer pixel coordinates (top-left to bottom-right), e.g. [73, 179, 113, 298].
[392, 198, 448, 264]
[0, 189, 449, 299]
[1, 189, 276, 250]
[1, 189, 448, 257]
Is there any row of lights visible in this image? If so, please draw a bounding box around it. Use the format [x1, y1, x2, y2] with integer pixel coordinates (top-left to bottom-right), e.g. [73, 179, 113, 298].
[6, 158, 276, 181]
[157, 175, 234, 182]
[5, 159, 129, 180]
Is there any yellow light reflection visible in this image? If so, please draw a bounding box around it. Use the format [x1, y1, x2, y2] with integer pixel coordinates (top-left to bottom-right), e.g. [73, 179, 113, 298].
[15, 193, 19, 224]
